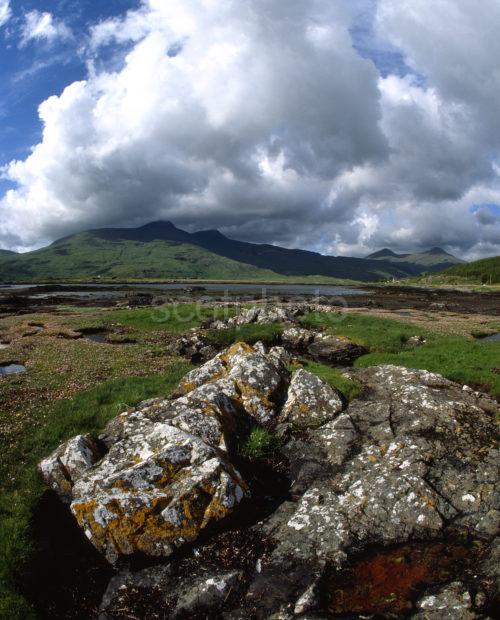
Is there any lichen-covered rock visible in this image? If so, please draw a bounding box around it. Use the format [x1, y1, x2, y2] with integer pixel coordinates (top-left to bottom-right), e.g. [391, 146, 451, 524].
[168, 332, 217, 362]
[243, 365, 499, 616]
[271, 366, 499, 562]
[281, 326, 315, 351]
[226, 346, 289, 423]
[413, 582, 477, 619]
[38, 341, 294, 566]
[71, 423, 247, 564]
[178, 342, 290, 424]
[38, 434, 103, 502]
[280, 369, 343, 429]
[40, 346, 499, 617]
[226, 305, 305, 326]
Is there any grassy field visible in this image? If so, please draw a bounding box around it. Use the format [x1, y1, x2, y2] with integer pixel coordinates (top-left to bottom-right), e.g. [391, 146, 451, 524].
[301, 312, 500, 398]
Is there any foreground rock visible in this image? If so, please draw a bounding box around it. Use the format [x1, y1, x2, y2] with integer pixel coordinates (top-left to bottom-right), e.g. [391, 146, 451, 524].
[38, 342, 296, 565]
[244, 365, 499, 617]
[39, 348, 499, 618]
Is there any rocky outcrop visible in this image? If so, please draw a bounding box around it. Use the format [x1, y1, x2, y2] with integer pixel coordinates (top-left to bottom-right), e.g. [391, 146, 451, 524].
[38, 342, 296, 565]
[168, 331, 218, 363]
[280, 368, 343, 430]
[171, 305, 367, 367]
[39, 346, 499, 618]
[241, 364, 499, 618]
[211, 305, 306, 329]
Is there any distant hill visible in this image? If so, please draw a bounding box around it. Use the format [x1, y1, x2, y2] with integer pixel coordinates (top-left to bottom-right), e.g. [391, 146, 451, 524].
[366, 247, 464, 273]
[0, 249, 16, 256]
[437, 255, 500, 284]
[0, 221, 456, 283]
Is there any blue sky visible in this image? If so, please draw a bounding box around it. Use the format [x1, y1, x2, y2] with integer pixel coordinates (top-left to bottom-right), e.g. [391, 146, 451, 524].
[0, 0, 138, 192]
[0, 0, 499, 258]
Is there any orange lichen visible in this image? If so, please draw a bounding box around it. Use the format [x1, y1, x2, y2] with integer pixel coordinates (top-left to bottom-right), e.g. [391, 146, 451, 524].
[221, 342, 254, 363]
[71, 471, 242, 560]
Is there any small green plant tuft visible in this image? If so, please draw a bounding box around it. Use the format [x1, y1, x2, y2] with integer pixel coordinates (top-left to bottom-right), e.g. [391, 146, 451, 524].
[239, 426, 277, 460]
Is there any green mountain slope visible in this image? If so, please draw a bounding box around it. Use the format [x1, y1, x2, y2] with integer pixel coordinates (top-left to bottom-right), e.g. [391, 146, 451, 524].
[0, 234, 280, 281]
[367, 247, 464, 273]
[53, 221, 413, 281]
[437, 255, 500, 284]
[0, 249, 16, 256]
[0, 221, 439, 283]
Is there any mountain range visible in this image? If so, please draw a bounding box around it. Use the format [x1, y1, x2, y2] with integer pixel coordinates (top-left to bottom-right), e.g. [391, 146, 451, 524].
[0, 221, 466, 282]
[366, 247, 463, 270]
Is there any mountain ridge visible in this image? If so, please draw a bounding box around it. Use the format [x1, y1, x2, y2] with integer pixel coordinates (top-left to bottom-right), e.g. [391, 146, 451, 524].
[0, 221, 465, 282]
[366, 246, 464, 270]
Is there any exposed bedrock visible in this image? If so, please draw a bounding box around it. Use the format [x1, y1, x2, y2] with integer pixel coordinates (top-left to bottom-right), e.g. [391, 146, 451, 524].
[38, 342, 499, 618]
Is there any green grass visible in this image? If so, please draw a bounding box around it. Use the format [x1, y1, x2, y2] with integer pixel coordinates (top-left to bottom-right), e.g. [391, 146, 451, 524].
[205, 322, 284, 348]
[301, 312, 429, 352]
[301, 312, 500, 398]
[0, 364, 191, 619]
[356, 337, 500, 397]
[239, 426, 277, 460]
[296, 359, 364, 401]
[104, 303, 238, 333]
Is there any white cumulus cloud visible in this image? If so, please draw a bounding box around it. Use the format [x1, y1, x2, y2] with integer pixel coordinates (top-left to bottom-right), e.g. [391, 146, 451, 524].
[1, 0, 500, 258]
[20, 10, 72, 47]
[0, 0, 10, 28]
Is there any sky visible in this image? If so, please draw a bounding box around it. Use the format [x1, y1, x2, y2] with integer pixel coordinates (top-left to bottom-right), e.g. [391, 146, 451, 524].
[0, 0, 499, 259]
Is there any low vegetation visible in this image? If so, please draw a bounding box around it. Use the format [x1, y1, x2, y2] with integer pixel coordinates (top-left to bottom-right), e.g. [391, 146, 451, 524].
[205, 322, 284, 347]
[296, 359, 364, 401]
[301, 312, 500, 398]
[239, 426, 277, 460]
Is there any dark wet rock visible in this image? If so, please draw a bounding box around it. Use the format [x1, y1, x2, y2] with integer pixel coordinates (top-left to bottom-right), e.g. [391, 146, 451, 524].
[172, 569, 241, 618]
[99, 564, 242, 619]
[307, 332, 367, 365]
[99, 564, 174, 618]
[126, 293, 154, 307]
